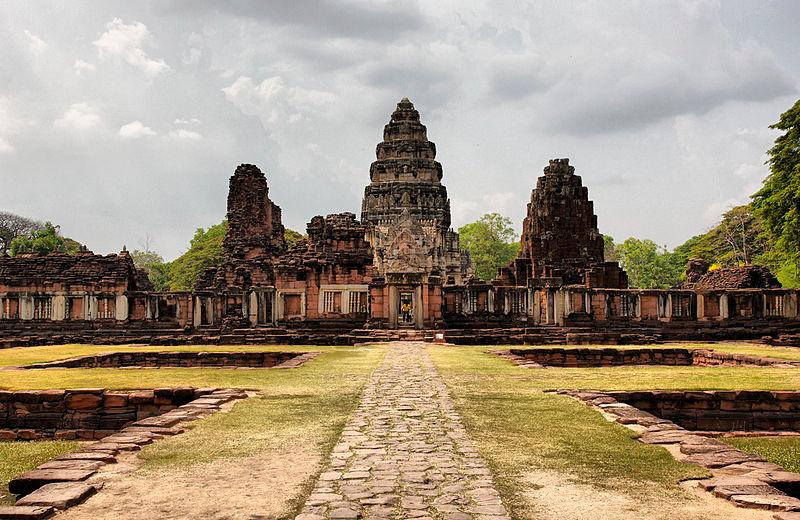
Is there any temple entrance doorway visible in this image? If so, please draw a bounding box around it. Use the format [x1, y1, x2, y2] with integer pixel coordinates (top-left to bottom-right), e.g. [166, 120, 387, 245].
[399, 291, 414, 327]
[388, 284, 423, 329]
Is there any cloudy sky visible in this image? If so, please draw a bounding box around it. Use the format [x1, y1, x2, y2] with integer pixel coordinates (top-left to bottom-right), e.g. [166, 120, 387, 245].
[1, 1, 798, 260]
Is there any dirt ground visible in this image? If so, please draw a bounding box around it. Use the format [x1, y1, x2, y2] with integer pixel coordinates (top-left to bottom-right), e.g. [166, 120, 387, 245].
[522, 470, 773, 520]
[56, 449, 319, 520]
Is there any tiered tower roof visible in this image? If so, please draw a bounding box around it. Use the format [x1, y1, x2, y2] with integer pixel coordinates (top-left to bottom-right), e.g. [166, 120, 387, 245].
[361, 98, 452, 228]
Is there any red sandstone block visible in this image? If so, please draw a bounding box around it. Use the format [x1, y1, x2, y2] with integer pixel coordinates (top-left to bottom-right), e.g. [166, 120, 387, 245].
[64, 393, 101, 411]
[127, 390, 154, 404]
[102, 394, 128, 408]
[15, 482, 98, 510]
[8, 469, 96, 496]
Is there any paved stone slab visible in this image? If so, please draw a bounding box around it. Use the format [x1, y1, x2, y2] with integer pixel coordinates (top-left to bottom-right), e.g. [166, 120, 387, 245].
[53, 453, 116, 464]
[8, 469, 96, 496]
[0, 506, 55, 520]
[296, 342, 510, 519]
[15, 482, 97, 509]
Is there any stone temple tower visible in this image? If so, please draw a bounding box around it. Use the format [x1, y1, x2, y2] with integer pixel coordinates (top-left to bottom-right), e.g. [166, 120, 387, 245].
[517, 158, 627, 288]
[361, 98, 471, 286]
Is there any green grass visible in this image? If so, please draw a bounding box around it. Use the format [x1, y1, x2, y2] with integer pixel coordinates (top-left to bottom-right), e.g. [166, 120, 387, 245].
[0, 343, 321, 367]
[0, 440, 82, 505]
[428, 345, 800, 519]
[0, 344, 385, 515]
[722, 436, 800, 474]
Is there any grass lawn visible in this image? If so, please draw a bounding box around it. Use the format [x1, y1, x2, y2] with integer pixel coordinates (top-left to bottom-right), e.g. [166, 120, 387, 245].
[0, 343, 385, 516]
[429, 344, 800, 519]
[722, 436, 800, 474]
[0, 343, 323, 367]
[0, 440, 82, 505]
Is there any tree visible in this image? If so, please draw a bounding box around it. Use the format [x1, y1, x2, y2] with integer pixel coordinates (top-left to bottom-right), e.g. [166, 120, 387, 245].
[458, 213, 520, 280]
[10, 222, 82, 256]
[616, 238, 682, 289]
[753, 99, 800, 286]
[168, 221, 228, 291]
[603, 235, 618, 262]
[0, 212, 43, 254]
[284, 228, 306, 248]
[131, 248, 171, 291]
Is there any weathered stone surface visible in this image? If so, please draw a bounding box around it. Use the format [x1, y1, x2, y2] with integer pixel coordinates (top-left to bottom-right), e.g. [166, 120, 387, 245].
[296, 342, 508, 519]
[14, 482, 97, 510]
[8, 469, 95, 496]
[0, 505, 55, 520]
[730, 494, 800, 511]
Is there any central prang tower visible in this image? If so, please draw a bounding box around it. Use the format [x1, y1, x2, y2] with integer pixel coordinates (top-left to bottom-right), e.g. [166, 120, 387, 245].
[361, 98, 471, 286]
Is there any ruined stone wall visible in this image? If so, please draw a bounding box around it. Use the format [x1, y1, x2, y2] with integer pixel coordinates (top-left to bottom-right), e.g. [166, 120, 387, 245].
[0, 388, 209, 440]
[198, 164, 286, 291]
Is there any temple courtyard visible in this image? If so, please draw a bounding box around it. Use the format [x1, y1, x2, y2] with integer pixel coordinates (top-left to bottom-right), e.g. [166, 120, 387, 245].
[3, 342, 800, 519]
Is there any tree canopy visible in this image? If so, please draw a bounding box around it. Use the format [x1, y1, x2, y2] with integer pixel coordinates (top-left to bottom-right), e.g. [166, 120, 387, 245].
[0, 212, 43, 255]
[458, 213, 520, 281]
[753, 98, 800, 286]
[9, 222, 82, 256]
[615, 237, 682, 289]
[133, 221, 307, 291]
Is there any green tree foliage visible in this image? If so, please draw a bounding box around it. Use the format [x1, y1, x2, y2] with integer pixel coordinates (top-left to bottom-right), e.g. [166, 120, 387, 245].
[131, 249, 171, 291]
[458, 213, 520, 281]
[603, 235, 618, 262]
[673, 204, 769, 267]
[616, 238, 682, 289]
[284, 228, 306, 248]
[167, 221, 228, 291]
[0, 212, 43, 255]
[138, 222, 308, 291]
[10, 222, 82, 256]
[753, 99, 800, 286]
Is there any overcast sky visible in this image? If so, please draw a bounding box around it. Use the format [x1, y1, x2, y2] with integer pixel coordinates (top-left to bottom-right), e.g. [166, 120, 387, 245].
[1, 1, 798, 260]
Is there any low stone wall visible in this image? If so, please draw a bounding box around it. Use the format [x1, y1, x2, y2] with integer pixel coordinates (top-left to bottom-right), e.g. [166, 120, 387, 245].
[20, 350, 313, 369]
[500, 347, 800, 368]
[607, 390, 800, 432]
[506, 347, 694, 367]
[0, 387, 214, 440]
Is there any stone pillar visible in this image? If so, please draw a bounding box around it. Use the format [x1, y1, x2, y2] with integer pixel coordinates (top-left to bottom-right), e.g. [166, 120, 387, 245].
[52, 295, 67, 321]
[249, 291, 258, 326]
[720, 293, 730, 319]
[786, 292, 798, 318]
[19, 296, 34, 320]
[87, 296, 98, 321]
[194, 297, 202, 327]
[414, 285, 423, 328]
[554, 290, 564, 326]
[665, 294, 673, 320]
[388, 285, 398, 328]
[487, 289, 494, 313]
[696, 294, 706, 321]
[115, 295, 128, 321]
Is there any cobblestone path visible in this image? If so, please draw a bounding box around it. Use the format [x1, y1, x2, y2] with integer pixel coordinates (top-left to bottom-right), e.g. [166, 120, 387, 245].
[296, 342, 510, 520]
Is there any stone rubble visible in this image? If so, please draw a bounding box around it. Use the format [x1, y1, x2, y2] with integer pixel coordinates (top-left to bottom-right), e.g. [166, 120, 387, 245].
[296, 341, 510, 520]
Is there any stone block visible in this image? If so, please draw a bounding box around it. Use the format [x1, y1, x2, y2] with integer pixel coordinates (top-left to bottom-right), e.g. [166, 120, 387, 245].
[8, 469, 96, 496]
[0, 506, 56, 519]
[64, 393, 101, 411]
[15, 482, 97, 510]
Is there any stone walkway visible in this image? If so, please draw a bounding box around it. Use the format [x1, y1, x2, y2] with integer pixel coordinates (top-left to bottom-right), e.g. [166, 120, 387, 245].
[297, 342, 510, 520]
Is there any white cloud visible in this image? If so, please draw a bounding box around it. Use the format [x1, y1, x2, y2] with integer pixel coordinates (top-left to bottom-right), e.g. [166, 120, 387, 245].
[119, 120, 157, 139]
[73, 59, 96, 76]
[182, 47, 202, 65]
[173, 118, 201, 125]
[93, 18, 171, 77]
[0, 137, 13, 154]
[167, 128, 202, 140]
[54, 102, 101, 130]
[24, 30, 46, 55]
[222, 76, 336, 124]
